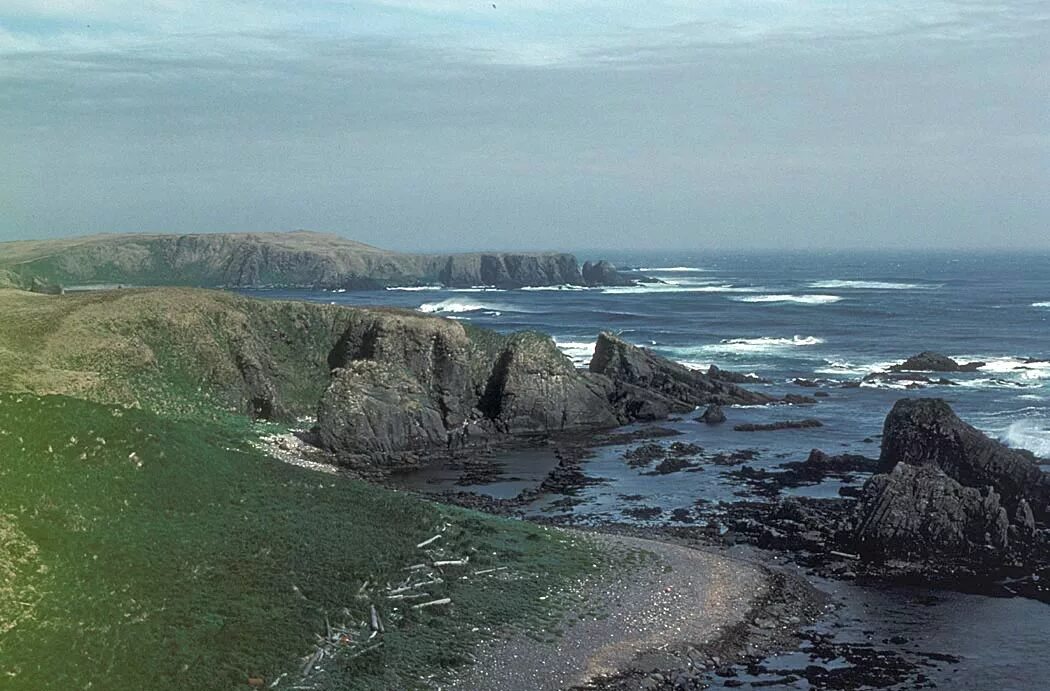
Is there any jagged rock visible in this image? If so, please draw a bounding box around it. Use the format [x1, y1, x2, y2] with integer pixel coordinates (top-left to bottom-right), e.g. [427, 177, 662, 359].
[698, 404, 727, 425]
[879, 398, 1050, 519]
[707, 365, 769, 384]
[733, 419, 823, 432]
[478, 333, 618, 434]
[888, 351, 984, 373]
[317, 362, 453, 463]
[589, 333, 774, 414]
[317, 326, 773, 465]
[581, 260, 634, 287]
[852, 463, 1011, 562]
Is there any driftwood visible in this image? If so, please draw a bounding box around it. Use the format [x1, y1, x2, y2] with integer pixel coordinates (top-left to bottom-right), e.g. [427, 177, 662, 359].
[473, 566, 508, 576]
[369, 604, 384, 633]
[416, 534, 442, 549]
[411, 597, 452, 610]
[829, 550, 861, 561]
[301, 648, 323, 676]
[433, 558, 469, 567]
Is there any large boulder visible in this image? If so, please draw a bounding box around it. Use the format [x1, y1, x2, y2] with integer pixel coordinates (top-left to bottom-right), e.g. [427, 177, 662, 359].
[879, 398, 1050, 519]
[317, 362, 451, 464]
[477, 333, 618, 434]
[852, 463, 1011, 562]
[888, 351, 984, 373]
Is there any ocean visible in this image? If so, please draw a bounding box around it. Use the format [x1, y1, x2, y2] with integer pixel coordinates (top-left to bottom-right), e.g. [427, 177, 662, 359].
[243, 250, 1050, 689]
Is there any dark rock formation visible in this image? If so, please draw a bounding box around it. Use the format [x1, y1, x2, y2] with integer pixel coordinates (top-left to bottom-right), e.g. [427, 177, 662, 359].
[878, 398, 1050, 519]
[707, 365, 769, 384]
[581, 260, 634, 287]
[733, 419, 823, 432]
[318, 326, 772, 465]
[589, 333, 774, 419]
[852, 463, 1011, 562]
[698, 404, 727, 425]
[842, 398, 1050, 569]
[888, 351, 984, 373]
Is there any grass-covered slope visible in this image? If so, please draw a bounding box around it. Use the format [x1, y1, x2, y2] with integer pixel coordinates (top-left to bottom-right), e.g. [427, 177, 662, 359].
[0, 393, 603, 690]
[0, 288, 619, 688]
[0, 287, 375, 419]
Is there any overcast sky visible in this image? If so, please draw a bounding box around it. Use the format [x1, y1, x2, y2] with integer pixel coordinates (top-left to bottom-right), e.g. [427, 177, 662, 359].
[1, 2, 1047, 251]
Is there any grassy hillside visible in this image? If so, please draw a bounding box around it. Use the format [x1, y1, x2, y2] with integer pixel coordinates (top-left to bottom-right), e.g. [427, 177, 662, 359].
[0, 287, 619, 689]
[0, 287, 372, 419]
[0, 393, 605, 690]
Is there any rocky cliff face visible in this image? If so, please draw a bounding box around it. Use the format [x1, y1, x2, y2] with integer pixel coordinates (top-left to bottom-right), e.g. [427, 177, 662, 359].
[0, 231, 635, 290]
[317, 329, 771, 465]
[849, 398, 1049, 564]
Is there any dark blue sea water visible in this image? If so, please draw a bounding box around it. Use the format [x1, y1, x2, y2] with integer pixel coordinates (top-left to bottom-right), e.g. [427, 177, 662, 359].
[244, 251, 1050, 689]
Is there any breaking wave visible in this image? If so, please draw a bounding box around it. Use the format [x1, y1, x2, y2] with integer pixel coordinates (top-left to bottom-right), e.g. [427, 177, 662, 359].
[555, 340, 596, 366]
[418, 299, 508, 316]
[809, 280, 935, 290]
[1001, 419, 1050, 458]
[602, 283, 761, 295]
[735, 294, 842, 305]
[1033, 302, 1050, 308]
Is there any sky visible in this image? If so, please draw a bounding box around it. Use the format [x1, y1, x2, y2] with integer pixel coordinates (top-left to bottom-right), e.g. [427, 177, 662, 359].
[1, 1, 1048, 252]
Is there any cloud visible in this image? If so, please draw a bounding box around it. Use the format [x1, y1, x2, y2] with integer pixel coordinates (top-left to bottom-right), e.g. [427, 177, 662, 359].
[0, 2, 1047, 248]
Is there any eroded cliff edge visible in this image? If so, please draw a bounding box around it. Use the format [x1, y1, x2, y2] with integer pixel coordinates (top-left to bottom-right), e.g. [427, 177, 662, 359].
[0, 231, 638, 290]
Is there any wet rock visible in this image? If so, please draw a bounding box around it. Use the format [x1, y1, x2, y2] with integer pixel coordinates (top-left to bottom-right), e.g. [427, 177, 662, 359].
[782, 394, 817, 405]
[733, 419, 823, 432]
[851, 463, 1012, 562]
[888, 351, 985, 373]
[707, 365, 770, 384]
[879, 398, 1050, 519]
[590, 333, 775, 411]
[624, 443, 666, 467]
[697, 404, 727, 425]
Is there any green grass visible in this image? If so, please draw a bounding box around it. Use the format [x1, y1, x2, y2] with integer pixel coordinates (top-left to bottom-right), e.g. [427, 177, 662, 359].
[0, 393, 605, 690]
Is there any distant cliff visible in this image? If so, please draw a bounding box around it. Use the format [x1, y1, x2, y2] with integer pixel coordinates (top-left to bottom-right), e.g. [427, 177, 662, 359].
[0, 231, 633, 290]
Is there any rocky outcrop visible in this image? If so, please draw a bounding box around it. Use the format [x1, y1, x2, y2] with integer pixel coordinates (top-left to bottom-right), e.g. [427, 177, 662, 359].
[318, 328, 773, 464]
[888, 351, 984, 373]
[852, 463, 1012, 562]
[707, 365, 769, 384]
[581, 260, 633, 287]
[697, 404, 726, 425]
[878, 398, 1050, 519]
[588, 333, 774, 421]
[847, 398, 1050, 566]
[0, 231, 640, 290]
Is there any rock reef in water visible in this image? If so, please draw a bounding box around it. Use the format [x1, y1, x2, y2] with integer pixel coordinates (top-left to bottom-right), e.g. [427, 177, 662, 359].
[0, 231, 639, 290]
[888, 351, 985, 373]
[849, 398, 1049, 564]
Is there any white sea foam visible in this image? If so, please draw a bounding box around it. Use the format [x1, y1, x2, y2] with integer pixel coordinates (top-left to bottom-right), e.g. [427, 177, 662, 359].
[520, 284, 591, 291]
[555, 340, 597, 365]
[602, 283, 761, 295]
[809, 280, 935, 290]
[385, 285, 444, 291]
[735, 294, 842, 305]
[448, 286, 506, 293]
[690, 335, 825, 355]
[637, 266, 708, 272]
[969, 357, 1050, 382]
[814, 358, 900, 377]
[1001, 419, 1050, 458]
[418, 299, 507, 315]
[1033, 301, 1050, 308]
